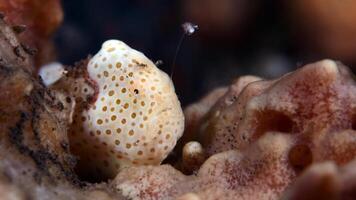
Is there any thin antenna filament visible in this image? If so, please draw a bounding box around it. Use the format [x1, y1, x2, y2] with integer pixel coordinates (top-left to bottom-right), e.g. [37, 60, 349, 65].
[170, 22, 198, 78]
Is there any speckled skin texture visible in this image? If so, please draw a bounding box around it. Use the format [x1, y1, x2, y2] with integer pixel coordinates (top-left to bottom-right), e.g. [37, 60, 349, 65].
[69, 40, 184, 180]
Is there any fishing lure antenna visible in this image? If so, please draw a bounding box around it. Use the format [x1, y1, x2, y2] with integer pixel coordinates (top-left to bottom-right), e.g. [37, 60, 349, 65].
[170, 22, 198, 78]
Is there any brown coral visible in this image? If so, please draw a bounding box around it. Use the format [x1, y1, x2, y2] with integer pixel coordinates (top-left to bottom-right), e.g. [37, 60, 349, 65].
[0, 16, 123, 200]
[0, 15, 76, 198]
[0, 16, 73, 176]
[0, 0, 63, 68]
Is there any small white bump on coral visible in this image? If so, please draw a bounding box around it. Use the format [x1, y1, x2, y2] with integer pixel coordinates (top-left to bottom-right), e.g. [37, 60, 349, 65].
[182, 141, 205, 173]
[39, 62, 66, 86]
[70, 40, 185, 178]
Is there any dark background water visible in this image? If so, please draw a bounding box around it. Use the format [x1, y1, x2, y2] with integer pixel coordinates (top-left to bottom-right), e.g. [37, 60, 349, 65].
[56, 0, 356, 105]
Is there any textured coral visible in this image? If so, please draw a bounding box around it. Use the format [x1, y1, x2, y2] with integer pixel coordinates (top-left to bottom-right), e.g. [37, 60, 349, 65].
[178, 86, 227, 152]
[0, 16, 131, 200]
[196, 75, 262, 155]
[0, 16, 85, 199]
[281, 160, 356, 200]
[0, 16, 74, 177]
[200, 60, 356, 158]
[114, 133, 296, 200]
[112, 60, 356, 200]
[114, 165, 188, 200]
